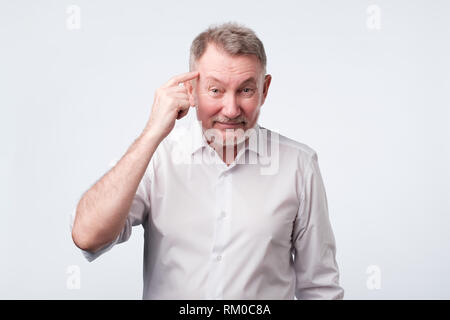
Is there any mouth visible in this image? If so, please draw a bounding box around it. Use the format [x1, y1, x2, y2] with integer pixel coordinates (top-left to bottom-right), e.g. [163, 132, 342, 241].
[213, 121, 245, 129]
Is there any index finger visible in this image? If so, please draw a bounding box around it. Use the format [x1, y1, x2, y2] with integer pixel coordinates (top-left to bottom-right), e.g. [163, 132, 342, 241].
[164, 71, 199, 87]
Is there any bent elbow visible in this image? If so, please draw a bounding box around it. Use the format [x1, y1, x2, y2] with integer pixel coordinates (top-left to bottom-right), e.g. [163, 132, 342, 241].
[71, 215, 103, 253]
[71, 218, 117, 253]
[72, 227, 97, 252]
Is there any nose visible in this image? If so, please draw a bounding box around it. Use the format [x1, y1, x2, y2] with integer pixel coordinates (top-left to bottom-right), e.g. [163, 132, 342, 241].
[221, 93, 241, 119]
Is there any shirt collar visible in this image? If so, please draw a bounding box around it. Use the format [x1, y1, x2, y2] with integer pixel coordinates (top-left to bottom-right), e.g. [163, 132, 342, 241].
[189, 118, 263, 157]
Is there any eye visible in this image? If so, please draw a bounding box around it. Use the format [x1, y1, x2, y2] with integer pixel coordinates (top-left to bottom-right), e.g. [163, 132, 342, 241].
[208, 87, 223, 96]
[241, 87, 255, 95]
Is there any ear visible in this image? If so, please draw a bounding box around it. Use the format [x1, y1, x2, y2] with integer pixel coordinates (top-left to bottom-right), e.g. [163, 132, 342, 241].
[185, 79, 197, 107]
[260, 74, 272, 106]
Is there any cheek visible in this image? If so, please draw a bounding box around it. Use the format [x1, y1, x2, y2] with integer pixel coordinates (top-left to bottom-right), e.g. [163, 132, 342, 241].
[240, 96, 261, 118]
[196, 94, 221, 123]
[196, 92, 262, 121]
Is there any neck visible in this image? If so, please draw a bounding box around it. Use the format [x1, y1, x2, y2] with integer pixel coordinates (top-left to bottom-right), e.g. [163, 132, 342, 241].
[208, 140, 246, 166]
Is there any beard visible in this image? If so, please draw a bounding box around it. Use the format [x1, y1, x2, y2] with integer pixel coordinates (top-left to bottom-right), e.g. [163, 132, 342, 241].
[207, 115, 248, 147]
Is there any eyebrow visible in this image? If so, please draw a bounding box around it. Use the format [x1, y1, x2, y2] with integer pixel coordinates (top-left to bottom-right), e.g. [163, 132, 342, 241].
[204, 76, 257, 86]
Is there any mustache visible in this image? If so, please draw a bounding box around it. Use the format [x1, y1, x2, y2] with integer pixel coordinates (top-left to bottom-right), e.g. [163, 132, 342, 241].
[212, 116, 247, 124]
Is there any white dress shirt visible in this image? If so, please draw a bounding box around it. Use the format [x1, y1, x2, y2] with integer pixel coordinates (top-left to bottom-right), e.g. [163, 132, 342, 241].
[71, 118, 344, 300]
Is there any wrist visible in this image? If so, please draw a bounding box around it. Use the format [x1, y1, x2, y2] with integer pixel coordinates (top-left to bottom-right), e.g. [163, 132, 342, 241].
[140, 125, 163, 147]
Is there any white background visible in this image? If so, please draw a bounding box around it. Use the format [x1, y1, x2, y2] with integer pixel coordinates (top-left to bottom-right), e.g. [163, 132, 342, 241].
[1, 0, 449, 299]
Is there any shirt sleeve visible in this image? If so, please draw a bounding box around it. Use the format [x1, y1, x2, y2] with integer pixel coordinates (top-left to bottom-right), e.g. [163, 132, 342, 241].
[69, 168, 152, 262]
[292, 152, 344, 300]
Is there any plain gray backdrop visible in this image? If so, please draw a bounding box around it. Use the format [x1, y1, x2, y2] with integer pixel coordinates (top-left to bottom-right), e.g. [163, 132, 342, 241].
[1, 0, 449, 299]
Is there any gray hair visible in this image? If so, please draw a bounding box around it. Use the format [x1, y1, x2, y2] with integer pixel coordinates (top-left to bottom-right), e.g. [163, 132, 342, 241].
[189, 22, 267, 74]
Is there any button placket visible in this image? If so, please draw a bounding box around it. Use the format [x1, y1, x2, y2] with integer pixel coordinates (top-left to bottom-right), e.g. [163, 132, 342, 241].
[205, 170, 232, 299]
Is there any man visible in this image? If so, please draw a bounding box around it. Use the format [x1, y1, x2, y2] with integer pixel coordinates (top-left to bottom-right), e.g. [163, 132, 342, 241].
[71, 22, 344, 300]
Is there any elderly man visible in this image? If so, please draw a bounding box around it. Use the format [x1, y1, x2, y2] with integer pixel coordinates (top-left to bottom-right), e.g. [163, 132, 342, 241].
[71, 22, 344, 300]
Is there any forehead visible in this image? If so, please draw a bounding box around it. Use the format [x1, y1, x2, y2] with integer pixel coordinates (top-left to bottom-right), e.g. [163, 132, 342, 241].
[196, 44, 262, 85]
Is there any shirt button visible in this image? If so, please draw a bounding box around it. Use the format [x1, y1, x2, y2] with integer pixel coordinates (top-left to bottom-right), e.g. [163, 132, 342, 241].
[220, 211, 227, 219]
[216, 255, 222, 261]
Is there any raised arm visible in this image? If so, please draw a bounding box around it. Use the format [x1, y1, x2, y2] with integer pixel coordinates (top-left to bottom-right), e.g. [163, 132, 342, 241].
[71, 71, 199, 252]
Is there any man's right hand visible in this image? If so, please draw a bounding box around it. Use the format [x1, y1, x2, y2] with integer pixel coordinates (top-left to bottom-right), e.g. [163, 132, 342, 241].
[144, 71, 199, 142]
[72, 71, 200, 253]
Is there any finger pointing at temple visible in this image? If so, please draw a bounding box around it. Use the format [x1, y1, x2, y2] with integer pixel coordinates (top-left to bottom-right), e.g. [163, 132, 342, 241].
[163, 71, 200, 88]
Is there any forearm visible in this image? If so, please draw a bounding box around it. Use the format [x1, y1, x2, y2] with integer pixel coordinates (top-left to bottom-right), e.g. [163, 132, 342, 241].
[72, 127, 161, 252]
